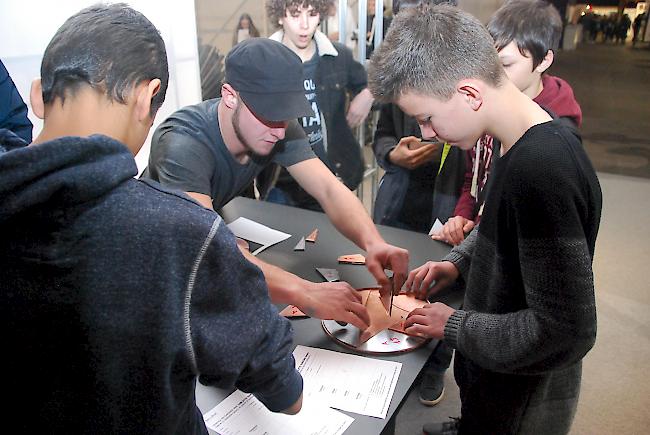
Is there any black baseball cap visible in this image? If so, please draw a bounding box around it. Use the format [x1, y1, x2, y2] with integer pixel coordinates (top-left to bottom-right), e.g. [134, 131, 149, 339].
[225, 38, 313, 122]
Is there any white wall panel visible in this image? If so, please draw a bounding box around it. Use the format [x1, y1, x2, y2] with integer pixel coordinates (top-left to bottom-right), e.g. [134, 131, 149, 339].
[0, 0, 202, 172]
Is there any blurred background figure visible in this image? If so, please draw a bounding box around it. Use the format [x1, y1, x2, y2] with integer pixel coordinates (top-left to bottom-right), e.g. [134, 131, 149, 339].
[0, 59, 32, 145]
[233, 13, 260, 47]
[326, 2, 357, 51]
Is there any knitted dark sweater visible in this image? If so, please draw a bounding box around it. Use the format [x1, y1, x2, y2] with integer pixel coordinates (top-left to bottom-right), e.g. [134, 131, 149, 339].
[443, 119, 602, 434]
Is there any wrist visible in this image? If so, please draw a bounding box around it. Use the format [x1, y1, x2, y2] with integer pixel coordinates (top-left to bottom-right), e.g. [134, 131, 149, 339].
[387, 146, 398, 164]
[361, 234, 386, 254]
[269, 275, 309, 306]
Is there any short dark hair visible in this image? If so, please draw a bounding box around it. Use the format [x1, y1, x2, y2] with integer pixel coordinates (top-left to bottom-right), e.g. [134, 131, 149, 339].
[488, 0, 562, 70]
[40, 3, 169, 116]
[369, 4, 504, 103]
[267, 0, 334, 28]
[393, 0, 457, 15]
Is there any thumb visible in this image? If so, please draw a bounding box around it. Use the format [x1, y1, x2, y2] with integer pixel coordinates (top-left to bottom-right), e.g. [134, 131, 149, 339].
[428, 278, 445, 296]
[463, 220, 475, 232]
[366, 257, 390, 288]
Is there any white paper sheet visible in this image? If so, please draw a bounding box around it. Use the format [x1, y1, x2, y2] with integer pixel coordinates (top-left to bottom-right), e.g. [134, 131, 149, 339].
[293, 345, 402, 419]
[226, 217, 291, 255]
[428, 218, 444, 236]
[203, 390, 353, 435]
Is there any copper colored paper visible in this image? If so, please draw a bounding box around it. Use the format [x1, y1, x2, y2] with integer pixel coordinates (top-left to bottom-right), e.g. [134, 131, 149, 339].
[358, 290, 427, 344]
[337, 254, 366, 264]
[279, 305, 307, 317]
[305, 228, 319, 242]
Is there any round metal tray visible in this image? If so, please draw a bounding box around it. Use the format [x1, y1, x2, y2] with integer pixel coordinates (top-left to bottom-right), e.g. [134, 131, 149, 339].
[322, 319, 429, 355]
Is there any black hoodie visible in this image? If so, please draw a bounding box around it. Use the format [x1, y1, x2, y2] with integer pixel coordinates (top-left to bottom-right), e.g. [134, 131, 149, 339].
[0, 131, 301, 434]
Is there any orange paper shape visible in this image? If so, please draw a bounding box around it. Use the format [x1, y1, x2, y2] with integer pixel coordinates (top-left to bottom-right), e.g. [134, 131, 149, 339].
[279, 305, 307, 318]
[337, 254, 366, 265]
[305, 229, 319, 242]
[357, 290, 427, 344]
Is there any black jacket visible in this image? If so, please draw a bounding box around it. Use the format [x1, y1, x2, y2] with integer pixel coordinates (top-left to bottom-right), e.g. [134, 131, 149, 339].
[270, 31, 367, 190]
[372, 103, 466, 232]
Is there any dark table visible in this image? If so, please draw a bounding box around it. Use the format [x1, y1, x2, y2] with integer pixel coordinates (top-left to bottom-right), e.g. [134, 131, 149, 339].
[196, 197, 462, 435]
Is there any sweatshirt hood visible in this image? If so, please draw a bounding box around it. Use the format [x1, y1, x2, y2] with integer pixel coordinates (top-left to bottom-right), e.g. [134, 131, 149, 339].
[0, 133, 137, 224]
[535, 74, 583, 127]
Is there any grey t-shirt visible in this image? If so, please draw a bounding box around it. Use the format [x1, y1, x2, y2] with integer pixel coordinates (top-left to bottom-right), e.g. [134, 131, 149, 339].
[143, 98, 316, 209]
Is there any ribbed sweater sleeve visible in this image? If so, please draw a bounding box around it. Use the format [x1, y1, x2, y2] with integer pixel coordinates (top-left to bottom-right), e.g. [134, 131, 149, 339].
[443, 122, 601, 376]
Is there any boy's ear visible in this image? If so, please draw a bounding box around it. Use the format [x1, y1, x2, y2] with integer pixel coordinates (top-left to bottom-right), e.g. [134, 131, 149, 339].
[458, 82, 483, 111]
[221, 83, 239, 109]
[30, 78, 45, 120]
[535, 50, 554, 74]
[135, 79, 162, 122]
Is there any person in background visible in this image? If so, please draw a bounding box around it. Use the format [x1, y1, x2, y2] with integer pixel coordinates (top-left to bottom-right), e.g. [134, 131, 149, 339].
[265, 0, 374, 210]
[432, 0, 583, 245]
[326, 2, 357, 51]
[369, 4, 601, 434]
[0, 5, 303, 433]
[233, 13, 261, 46]
[0, 59, 32, 145]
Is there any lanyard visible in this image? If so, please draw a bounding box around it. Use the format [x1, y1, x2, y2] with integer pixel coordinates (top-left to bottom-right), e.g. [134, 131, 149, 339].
[437, 143, 452, 176]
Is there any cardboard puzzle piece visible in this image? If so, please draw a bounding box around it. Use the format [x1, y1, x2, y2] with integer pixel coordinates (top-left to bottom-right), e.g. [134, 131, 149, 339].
[337, 254, 366, 265]
[293, 237, 306, 251]
[279, 305, 308, 318]
[305, 229, 319, 242]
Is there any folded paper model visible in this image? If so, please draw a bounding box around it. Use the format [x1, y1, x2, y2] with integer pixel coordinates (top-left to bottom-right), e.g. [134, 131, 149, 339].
[358, 289, 427, 344]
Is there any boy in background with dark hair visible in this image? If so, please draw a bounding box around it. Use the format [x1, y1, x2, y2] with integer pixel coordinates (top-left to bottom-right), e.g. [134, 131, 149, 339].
[433, 0, 583, 245]
[0, 4, 302, 433]
[369, 4, 601, 435]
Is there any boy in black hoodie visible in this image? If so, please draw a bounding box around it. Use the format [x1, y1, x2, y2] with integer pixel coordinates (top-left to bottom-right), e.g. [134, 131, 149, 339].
[0, 4, 302, 433]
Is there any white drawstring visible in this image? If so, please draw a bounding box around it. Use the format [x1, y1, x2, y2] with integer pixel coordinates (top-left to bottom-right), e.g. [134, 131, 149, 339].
[470, 139, 481, 198]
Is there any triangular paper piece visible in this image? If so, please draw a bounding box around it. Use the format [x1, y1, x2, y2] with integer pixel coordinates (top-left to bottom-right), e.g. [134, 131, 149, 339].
[305, 228, 319, 242]
[279, 305, 308, 318]
[337, 254, 366, 265]
[293, 237, 306, 251]
[315, 267, 340, 282]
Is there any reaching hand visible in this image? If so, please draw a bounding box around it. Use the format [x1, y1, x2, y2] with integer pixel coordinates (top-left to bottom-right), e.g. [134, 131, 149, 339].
[403, 302, 455, 339]
[405, 261, 459, 300]
[346, 88, 374, 128]
[297, 281, 370, 330]
[431, 216, 475, 246]
[388, 136, 440, 170]
[365, 241, 410, 300]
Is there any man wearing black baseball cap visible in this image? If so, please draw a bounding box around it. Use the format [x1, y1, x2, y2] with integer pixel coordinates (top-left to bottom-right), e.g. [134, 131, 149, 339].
[226, 38, 313, 122]
[144, 38, 408, 329]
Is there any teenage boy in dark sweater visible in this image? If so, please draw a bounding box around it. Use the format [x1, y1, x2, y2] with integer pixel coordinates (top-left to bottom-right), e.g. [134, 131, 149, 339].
[0, 5, 302, 433]
[433, 0, 584, 245]
[369, 4, 601, 435]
